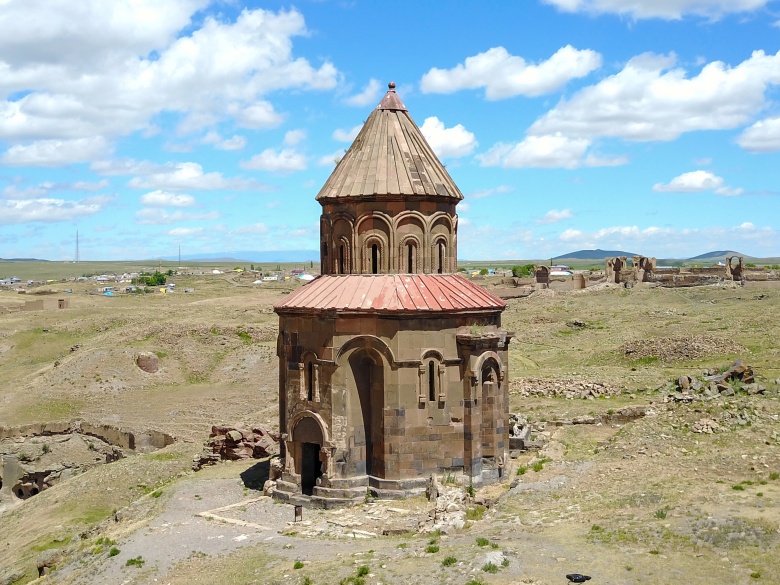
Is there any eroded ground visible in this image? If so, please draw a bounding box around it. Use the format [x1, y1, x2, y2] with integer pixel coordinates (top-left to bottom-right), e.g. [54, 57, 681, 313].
[1, 276, 779, 584]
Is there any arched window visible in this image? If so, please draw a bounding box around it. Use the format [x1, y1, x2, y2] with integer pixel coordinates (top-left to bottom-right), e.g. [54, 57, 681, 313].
[428, 360, 436, 401]
[339, 244, 345, 275]
[437, 241, 445, 274]
[405, 241, 419, 274]
[371, 243, 379, 274]
[300, 354, 319, 402]
[307, 361, 314, 401]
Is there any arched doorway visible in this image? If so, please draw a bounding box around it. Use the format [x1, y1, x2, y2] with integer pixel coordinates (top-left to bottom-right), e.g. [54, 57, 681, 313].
[480, 360, 501, 460]
[292, 416, 324, 495]
[348, 349, 385, 477]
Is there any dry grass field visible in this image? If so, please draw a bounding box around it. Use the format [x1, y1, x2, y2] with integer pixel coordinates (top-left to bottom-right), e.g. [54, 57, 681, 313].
[1, 267, 779, 585]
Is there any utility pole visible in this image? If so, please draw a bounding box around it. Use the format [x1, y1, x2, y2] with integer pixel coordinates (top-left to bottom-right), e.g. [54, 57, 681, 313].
[75, 230, 80, 263]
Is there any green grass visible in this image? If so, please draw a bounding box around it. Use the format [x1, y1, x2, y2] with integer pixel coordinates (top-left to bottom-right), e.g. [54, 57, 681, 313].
[476, 537, 490, 547]
[126, 556, 145, 567]
[294, 561, 304, 569]
[466, 505, 486, 521]
[442, 556, 457, 567]
[482, 562, 499, 573]
[425, 544, 440, 553]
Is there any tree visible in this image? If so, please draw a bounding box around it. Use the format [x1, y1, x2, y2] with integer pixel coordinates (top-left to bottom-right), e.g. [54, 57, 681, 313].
[511, 264, 535, 278]
[479, 268, 489, 276]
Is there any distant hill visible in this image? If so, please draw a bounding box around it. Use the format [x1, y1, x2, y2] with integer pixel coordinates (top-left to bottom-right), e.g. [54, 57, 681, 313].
[0, 257, 49, 262]
[552, 249, 637, 260]
[163, 250, 319, 263]
[687, 250, 746, 261]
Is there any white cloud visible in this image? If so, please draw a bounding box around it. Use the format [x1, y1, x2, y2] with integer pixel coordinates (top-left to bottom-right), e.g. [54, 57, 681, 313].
[127, 162, 264, 191]
[284, 129, 306, 146]
[3, 179, 109, 199]
[318, 149, 345, 167]
[168, 227, 204, 237]
[134, 208, 219, 224]
[419, 117, 477, 158]
[467, 185, 513, 199]
[345, 78, 382, 106]
[0, 197, 107, 224]
[240, 148, 307, 172]
[229, 102, 285, 130]
[91, 158, 167, 176]
[420, 45, 601, 99]
[72, 179, 109, 191]
[737, 116, 780, 152]
[542, 0, 770, 20]
[0, 6, 337, 142]
[538, 209, 574, 224]
[233, 223, 269, 234]
[333, 125, 361, 142]
[477, 134, 594, 169]
[529, 51, 780, 142]
[201, 131, 247, 151]
[0, 136, 111, 166]
[139, 190, 196, 207]
[552, 222, 777, 257]
[652, 170, 743, 196]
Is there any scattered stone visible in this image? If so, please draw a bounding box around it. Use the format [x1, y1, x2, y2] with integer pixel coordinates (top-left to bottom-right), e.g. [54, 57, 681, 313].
[510, 379, 622, 400]
[692, 419, 721, 434]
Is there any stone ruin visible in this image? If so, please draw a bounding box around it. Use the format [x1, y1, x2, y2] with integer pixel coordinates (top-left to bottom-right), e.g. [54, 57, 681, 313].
[534, 265, 586, 291]
[192, 424, 279, 471]
[533, 265, 549, 286]
[725, 256, 744, 281]
[632, 255, 656, 282]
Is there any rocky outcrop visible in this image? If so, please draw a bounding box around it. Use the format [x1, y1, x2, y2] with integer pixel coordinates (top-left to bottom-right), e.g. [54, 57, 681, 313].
[193, 425, 280, 471]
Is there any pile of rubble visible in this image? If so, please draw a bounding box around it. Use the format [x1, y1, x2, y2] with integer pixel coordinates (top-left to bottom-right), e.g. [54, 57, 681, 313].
[620, 335, 746, 363]
[692, 418, 722, 434]
[419, 475, 467, 534]
[193, 424, 279, 471]
[663, 359, 768, 403]
[509, 378, 622, 399]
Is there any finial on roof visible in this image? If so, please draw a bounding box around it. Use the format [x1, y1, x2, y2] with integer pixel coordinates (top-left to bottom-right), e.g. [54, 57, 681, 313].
[376, 80, 406, 111]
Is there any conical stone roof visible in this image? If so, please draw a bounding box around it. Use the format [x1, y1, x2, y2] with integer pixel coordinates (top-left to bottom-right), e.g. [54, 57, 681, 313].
[316, 82, 463, 202]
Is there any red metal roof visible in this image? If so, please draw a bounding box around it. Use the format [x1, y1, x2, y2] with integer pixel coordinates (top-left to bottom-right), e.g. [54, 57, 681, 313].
[274, 274, 506, 314]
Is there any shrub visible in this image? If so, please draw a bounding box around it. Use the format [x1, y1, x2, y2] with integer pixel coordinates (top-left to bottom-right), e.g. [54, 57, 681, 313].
[476, 537, 490, 547]
[425, 544, 440, 553]
[442, 556, 457, 567]
[482, 562, 499, 573]
[466, 506, 485, 521]
[126, 556, 145, 567]
[108, 547, 120, 557]
[294, 561, 304, 569]
[356, 566, 369, 577]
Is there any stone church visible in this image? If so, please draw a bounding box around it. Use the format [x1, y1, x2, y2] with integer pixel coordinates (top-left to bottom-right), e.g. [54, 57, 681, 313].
[273, 83, 513, 505]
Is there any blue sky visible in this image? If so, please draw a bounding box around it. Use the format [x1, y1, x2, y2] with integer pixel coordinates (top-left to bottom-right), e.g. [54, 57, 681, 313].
[1, 0, 779, 261]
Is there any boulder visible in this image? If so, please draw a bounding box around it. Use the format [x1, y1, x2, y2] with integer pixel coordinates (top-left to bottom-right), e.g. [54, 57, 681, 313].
[135, 351, 159, 373]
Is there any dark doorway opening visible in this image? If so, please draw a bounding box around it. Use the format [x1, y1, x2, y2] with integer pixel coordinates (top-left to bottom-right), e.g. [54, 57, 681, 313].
[301, 442, 321, 496]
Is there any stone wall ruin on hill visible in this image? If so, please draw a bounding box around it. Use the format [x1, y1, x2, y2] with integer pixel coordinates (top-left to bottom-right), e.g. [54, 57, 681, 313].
[0, 421, 175, 503]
